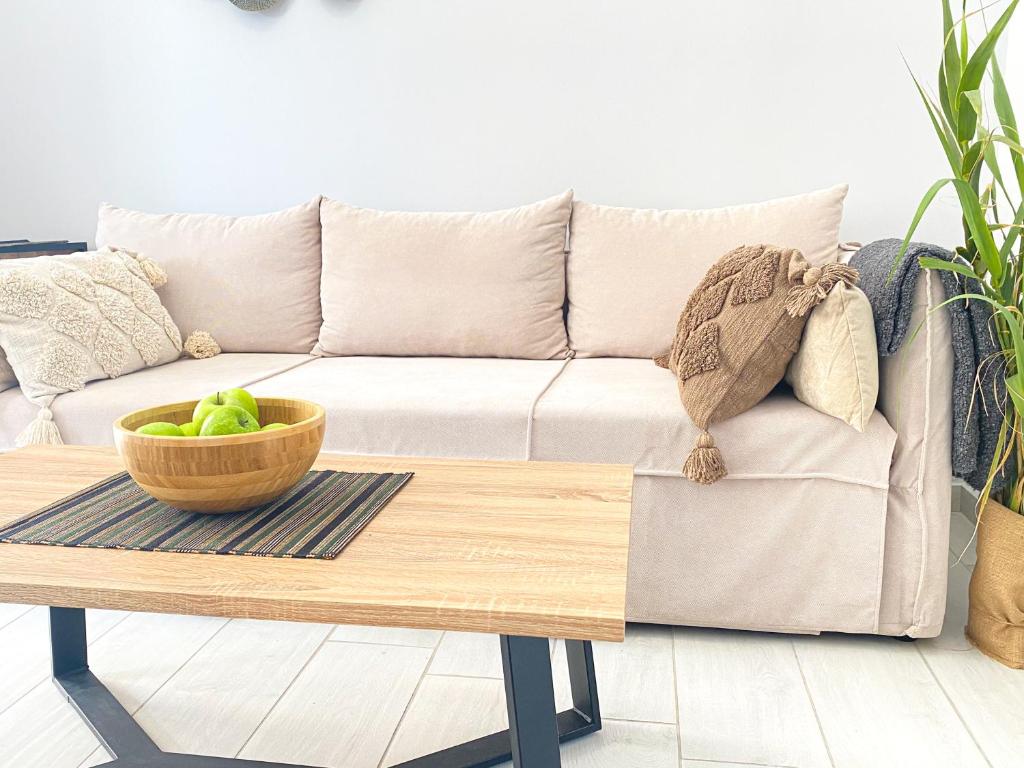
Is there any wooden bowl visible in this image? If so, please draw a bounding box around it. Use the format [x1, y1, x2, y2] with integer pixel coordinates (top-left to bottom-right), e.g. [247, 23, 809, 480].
[113, 397, 326, 514]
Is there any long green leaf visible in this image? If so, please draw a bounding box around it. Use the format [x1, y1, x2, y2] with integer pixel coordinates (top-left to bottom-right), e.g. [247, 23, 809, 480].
[907, 61, 963, 170]
[987, 135, 1024, 208]
[951, 178, 1004, 284]
[1007, 373, 1024, 420]
[896, 179, 952, 268]
[935, 291, 1024, 375]
[956, 96, 979, 143]
[989, 134, 1024, 156]
[964, 88, 983, 119]
[992, 58, 1020, 141]
[984, 136, 1010, 200]
[961, 7, 969, 70]
[919, 255, 981, 279]
[993, 58, 1024, 201]
[942, 0, 961, 125]
[962, 138, 984, 178]
[961, 0, 1019, 93]
[939, 62, 956, 128]
[1000, 202, 1024, 261]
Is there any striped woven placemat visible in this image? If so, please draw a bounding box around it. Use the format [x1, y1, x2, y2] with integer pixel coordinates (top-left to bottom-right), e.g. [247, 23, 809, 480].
[0, 469, 413, 559]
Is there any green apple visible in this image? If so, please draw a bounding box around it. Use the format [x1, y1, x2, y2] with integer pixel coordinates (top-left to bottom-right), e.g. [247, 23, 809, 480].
[192, 388, 259, 429]
[260, 423, 289, 431]
[199, 405, 260, 436]
[179, 422, 199, 437]
[137, 421, 185, 437]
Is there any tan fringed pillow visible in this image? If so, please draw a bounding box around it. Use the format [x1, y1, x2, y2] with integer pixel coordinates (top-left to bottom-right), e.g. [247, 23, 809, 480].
[655, 244, 857, 484]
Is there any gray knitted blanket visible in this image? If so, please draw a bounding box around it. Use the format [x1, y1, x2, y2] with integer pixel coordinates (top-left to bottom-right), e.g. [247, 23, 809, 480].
[850, 239, 1005, 492]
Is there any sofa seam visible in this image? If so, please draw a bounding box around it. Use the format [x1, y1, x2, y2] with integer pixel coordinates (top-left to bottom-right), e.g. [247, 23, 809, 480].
[233, 354, 320, 391]
[871, 469, 891, 633]
[633, 467, 890, 490]
[524, 353, 575, 460]
[910, 271, 935, 630]
[838, 284, 870, 428]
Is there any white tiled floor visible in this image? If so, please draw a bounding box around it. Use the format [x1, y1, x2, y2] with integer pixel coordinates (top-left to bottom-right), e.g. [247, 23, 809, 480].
[0, 509, 1017, 768]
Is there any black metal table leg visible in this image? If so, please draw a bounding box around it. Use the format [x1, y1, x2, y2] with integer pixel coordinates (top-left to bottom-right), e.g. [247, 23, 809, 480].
[390, 636, 602, 768]
[501, 635, 561, 767]
[50, 607, 163, 764]
[46, 607, 602, 768]
[563, 639, 600, 732]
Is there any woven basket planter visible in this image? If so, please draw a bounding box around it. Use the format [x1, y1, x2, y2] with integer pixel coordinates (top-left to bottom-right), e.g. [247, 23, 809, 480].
[966, 497, 1024, 668]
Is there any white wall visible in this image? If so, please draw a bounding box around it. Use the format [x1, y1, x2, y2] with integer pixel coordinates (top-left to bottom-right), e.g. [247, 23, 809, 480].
[1, 0, 961, 247]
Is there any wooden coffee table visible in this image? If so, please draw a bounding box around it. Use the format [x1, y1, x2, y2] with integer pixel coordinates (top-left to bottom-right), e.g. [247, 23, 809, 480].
[0, 446, 632, 768]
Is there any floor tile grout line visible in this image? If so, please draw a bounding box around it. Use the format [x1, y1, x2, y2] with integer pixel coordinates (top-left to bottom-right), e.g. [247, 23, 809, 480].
[915, 644, 994, 768]
[325, 636, 439, 650]
[232, 622, 337, 760]
[126, 617, 232, 715]
[76, 615, 233, 767]
[421, 670, 504, 681]
[7, 675, 144, 768]
[0, 603, 34, 632]
[671, 627, 684, 767]
[684, 757, 801, 768]
[600, 714, 681, 726]
[377, 629, 446, 768]
[0, 607, 134, 719]
[789, 638, 837, 768]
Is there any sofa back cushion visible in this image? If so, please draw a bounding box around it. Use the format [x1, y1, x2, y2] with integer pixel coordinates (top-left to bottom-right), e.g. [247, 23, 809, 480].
[566, 184, 848, 358]
[316, 192, 573, 359]
[96, 199, 322, 354]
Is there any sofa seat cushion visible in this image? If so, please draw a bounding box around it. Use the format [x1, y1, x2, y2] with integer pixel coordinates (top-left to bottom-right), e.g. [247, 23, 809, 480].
[0, 354, 314, 449]
[531, 358, 896, 485]
[245, 357, 567, 460]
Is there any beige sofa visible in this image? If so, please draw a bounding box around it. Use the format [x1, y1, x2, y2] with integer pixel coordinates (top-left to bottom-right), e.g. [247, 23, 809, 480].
[0, 190, 953, 638]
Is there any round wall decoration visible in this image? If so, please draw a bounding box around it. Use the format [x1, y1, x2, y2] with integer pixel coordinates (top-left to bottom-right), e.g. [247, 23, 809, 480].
[229, 0, 280, 11]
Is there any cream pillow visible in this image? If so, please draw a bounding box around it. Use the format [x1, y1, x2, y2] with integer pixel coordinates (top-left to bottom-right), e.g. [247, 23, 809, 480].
[567, 185, 848, 358]
[96, 199, 322, 354]
[316, 192, 573, 359]
[0, 248, 182, 425]
[786, 282, 878, 431]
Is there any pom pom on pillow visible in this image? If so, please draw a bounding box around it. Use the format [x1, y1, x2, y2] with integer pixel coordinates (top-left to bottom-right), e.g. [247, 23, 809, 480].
[183, 331, 221, 360]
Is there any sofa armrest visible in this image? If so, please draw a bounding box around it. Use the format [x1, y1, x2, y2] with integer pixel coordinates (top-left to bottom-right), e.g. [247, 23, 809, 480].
[876, 270, 953, 492]
[876, 269, 954, 636]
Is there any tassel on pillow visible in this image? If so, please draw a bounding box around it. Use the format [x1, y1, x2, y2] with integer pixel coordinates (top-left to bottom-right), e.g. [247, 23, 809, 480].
[682, 430, 727, 484]
[784, 263, 859, 318]
[15, 398, 64, 448]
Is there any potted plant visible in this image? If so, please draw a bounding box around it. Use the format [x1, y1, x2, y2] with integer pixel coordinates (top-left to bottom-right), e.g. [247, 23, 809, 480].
[902, 0, 1024, 668]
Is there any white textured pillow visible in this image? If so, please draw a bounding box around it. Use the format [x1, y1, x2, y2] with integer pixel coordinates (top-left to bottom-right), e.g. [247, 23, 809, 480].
[96, 199, 322, 354]
[786, 282, 878, 431]
[0, 248, 182, 402]
[567, 185, 848, 358]
[0, 351, 16, 393]
[316, 192, 573, 359]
